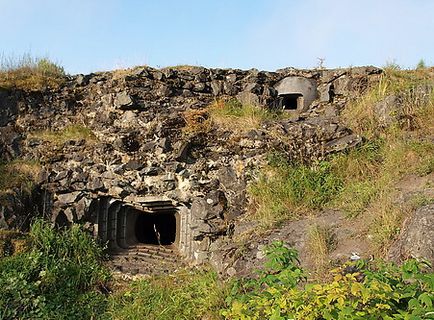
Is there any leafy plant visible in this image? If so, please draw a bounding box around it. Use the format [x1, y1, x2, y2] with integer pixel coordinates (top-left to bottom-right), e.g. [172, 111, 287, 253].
[0, 219, 109, 319]
[222, 243, 434, 320]
[259, 241, 306, 288]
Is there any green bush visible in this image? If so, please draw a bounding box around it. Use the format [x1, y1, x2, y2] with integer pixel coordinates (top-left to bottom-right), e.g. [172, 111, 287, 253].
[222, 242, 434, 320]
[0, 220, 110, 319]
[416, 59, 427, 70]
[36, 58, 65, 78]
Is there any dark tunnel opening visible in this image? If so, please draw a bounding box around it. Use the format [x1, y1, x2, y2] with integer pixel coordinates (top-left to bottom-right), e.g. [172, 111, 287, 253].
[280, 93, 303, 110]
[135, 212, 177, 245]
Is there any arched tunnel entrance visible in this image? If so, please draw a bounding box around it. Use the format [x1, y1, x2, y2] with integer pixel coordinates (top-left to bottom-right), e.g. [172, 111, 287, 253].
[94, 198, 180, 250]
[135, 211, 177, 245]
[119, 206, 179, 249]
[90, 197, 193, 272]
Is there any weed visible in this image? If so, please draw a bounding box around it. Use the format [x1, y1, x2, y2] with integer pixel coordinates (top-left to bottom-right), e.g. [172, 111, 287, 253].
[209, 99, 279, 133]
[307, 224, 336, 275]
[0, 54, 66, 91]
[249, 157, 343, 228]
[0, 219, 110, 319]
[222, 243, 434, 319]
[106, 268, 226, 320]
[29, 124, 96, 146]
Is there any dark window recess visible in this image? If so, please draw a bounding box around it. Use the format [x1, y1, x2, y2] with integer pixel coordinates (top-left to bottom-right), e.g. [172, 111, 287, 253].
[135, 212, 176, 245]
[279, 93, 303, 110]
[55, 211, 70, 228]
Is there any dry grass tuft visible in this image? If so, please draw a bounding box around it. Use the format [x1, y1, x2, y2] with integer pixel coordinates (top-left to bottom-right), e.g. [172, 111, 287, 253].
[161, 64, 199, 71]
[341, 67, 434, 139]
[0, 230, 29, 257]
[209, 99, 276, 134]
[29, 124, 96, 146]
[307, 224, 336, 276]
[182, 108, 213, 135]
[0, 159, 41, 196]
[367, 194, 409, 256]
[182, 99, 280, 137]
[0, 54, 66, 91]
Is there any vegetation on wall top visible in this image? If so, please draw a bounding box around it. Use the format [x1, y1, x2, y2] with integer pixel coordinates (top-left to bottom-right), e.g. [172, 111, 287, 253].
[0, 54, 66, 91]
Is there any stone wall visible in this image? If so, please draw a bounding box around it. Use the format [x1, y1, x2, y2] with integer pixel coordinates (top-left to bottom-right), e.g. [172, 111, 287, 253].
[0, 65, 382, 264]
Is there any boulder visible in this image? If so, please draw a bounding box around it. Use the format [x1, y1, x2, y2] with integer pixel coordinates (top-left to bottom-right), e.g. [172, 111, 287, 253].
[373, 95, 400, 127]
[389, 204, 434, 264]
[56, 191, 82, 205]
[210, 80, 223, 96]
[114, 91, 134, 109]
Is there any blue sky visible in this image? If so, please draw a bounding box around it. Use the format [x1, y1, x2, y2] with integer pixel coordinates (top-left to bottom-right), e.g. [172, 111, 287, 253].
[1, 0, 433, 74]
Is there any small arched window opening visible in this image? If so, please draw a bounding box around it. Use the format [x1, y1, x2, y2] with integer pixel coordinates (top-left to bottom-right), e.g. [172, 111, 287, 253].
[279, 93, 304, 110]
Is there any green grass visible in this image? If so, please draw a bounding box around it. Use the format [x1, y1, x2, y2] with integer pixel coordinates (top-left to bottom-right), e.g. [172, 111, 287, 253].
[29, 124, 96, 146]
[106, 269, 226, 320]
[0, 220, 227, 320]
[208, 99, 282, 133]
[249, 135, 433, 245]
[0, 54, 66, 91]
[249, 154, 343, 228]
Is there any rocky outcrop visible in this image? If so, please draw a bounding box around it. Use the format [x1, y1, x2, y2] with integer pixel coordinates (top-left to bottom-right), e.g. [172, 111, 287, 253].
[389, 204, 434, 264]
[0, 65, 382, 266]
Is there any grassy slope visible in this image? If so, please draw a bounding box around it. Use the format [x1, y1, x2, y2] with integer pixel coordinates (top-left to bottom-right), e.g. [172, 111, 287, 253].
[247, 67, 434, 256]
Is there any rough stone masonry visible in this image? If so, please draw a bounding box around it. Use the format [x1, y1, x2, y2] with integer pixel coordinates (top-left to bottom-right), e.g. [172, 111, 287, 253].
[0, 65, 382, 272]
